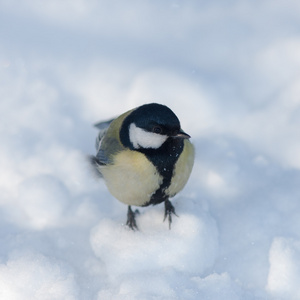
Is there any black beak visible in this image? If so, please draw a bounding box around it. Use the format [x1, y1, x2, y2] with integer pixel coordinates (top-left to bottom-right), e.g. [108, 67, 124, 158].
[173, 130, 191, 139]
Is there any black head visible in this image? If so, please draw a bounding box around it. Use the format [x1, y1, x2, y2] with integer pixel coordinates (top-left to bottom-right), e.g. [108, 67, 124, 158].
[120, 103, 190, 150]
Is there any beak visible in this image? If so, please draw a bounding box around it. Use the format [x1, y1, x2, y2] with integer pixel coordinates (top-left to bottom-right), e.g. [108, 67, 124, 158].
[173, 130, 191, 139]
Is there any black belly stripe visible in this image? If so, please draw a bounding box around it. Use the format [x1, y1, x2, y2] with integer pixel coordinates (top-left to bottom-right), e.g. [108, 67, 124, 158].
[147, 177, 171, 205]
[139, 138, 184, 206]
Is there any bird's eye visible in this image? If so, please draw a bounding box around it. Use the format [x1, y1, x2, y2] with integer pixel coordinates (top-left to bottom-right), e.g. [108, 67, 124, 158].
[152, 126, 162, 134]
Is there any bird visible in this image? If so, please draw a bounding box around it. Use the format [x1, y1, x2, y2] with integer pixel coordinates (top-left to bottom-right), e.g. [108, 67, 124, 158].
[89, 103, 194, 230]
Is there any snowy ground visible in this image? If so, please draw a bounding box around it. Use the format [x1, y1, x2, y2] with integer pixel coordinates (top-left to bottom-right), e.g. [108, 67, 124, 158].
[1, 1, 300, 299]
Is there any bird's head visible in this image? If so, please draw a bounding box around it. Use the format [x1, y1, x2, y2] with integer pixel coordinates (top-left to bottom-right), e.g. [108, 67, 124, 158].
[120, 103, 190, 150]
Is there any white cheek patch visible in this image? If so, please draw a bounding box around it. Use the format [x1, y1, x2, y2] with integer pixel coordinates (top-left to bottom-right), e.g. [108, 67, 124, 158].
[129, 123, 168, 149]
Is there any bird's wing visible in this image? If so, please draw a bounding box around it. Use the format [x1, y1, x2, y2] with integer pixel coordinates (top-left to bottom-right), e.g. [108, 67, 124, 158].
[92, 110, 131, 168]
[93, 117, 125, 167]
[89, 119, 115, 177]
[94, 118, 115, 152]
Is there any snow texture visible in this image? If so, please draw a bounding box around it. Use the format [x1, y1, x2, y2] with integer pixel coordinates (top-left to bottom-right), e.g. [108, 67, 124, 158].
[1, 1, 300, 299]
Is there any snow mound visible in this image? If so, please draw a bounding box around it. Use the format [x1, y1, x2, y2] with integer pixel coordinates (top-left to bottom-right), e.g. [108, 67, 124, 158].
[90, 207, 218, 279]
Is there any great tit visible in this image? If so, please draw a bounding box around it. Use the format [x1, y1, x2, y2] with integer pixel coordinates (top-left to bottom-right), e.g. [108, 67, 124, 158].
[90, 103, 194, 230]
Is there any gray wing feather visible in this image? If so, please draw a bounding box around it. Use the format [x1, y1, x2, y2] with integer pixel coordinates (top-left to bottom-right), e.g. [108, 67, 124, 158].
[96, 149, 111, 165]
[92, 118, 118, 172]
[94, 118, 115, 151]
[90, 113, 128, 177]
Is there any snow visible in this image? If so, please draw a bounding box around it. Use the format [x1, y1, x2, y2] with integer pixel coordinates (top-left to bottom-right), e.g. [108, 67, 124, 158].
[267, 238, 300, 299]
[1, 1, 300, 299]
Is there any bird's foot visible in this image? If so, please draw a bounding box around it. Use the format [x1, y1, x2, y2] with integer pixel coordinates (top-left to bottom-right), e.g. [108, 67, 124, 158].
[126, 206, 139, 230]
[163, 199, 178, 229]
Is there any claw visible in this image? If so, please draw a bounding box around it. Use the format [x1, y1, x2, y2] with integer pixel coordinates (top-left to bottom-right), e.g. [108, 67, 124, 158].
[163, 199, 178, 229]
[126, 206, 139, 230]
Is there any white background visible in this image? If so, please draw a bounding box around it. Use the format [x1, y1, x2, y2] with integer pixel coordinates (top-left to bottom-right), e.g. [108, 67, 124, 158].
[1, 1, 300, 299]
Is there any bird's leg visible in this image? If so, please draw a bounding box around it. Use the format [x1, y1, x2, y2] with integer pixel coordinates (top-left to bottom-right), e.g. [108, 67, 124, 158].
[163, 199, 178, 229]
[126, 205, 139, 230]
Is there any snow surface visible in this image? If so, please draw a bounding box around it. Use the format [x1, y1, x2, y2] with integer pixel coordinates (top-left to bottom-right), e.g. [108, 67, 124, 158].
[1, 1, 300, 299]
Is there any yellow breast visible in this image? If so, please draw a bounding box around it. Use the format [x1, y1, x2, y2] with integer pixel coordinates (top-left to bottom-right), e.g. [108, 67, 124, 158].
[100, 150, 163, 206]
